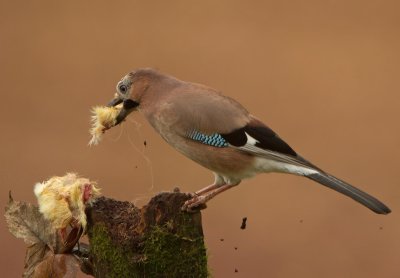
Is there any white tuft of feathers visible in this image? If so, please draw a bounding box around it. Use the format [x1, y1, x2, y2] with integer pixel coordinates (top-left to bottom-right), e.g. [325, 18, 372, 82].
[89, 104, 123, 146]
[34, 173, 101, 232]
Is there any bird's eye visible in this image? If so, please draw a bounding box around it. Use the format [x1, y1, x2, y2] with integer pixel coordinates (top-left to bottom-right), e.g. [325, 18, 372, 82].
[119, 84, 128, 93]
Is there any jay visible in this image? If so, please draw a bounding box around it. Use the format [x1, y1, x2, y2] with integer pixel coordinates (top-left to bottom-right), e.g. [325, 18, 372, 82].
[106, 68, 390, 214]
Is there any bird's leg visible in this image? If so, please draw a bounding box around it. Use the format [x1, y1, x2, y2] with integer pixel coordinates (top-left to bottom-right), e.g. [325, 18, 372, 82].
[183, 182, 224, 208]
[182, 183, 217, 208]
[182, 174, 234, 211]
[183, 184, 235, 212]
[194, 183, 224, 196]
[194, 173, 226, 196]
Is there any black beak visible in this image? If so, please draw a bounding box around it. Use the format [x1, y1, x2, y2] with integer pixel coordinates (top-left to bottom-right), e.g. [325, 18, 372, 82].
[107, 97, 123, 107]
[115, 99, 140, 126]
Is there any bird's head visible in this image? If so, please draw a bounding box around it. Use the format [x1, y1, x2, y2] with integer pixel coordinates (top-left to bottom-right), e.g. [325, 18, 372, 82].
[107, 68, 161, 125]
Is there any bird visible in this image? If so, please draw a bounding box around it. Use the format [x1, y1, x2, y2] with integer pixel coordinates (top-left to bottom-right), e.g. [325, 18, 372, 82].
[105, 68, 391, 214]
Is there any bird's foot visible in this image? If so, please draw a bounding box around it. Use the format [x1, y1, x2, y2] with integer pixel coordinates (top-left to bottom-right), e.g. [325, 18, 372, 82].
[182, 195, 207, 213]
[182, 183, 234, 212]
[184, 192, 197, 198]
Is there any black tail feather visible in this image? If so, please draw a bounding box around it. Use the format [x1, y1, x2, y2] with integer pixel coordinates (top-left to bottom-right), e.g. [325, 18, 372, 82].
[307, 172, 391, 215]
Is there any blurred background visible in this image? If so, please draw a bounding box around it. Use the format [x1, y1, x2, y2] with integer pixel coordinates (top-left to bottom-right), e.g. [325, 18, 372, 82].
[1, 0, 399, 277]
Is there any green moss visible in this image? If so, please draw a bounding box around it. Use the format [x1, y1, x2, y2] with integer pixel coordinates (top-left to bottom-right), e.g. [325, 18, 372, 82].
[89, 213, 208, 277]
[176, 212, 202, 238]
[90, 224, 139, 278]
[142, 223, 209, 278]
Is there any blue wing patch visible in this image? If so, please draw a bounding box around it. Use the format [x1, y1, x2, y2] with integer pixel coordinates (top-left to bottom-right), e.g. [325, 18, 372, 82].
[188, 130, 228, 148]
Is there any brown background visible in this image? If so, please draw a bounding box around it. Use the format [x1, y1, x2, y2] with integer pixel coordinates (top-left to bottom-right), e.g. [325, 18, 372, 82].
[1, 1, 399, 277]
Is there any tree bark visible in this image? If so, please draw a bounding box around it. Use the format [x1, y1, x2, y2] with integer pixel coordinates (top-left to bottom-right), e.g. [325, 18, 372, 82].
[82, 190, 208, 278]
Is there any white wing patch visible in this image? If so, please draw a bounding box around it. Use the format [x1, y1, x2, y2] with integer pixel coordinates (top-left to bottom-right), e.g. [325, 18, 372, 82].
[244, 132, 260, 146]
[254, 157, 319, 175]
[229, 132, 318, 174]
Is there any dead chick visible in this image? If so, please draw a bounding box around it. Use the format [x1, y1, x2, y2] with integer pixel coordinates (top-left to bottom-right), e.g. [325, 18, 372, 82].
[89, 103, 123, 145]
[34, 173, 100, 245]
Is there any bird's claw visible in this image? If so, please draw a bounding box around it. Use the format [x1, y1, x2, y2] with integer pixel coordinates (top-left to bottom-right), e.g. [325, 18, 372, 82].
[184, 192, 197, 198]
[182, 195, 207, 212]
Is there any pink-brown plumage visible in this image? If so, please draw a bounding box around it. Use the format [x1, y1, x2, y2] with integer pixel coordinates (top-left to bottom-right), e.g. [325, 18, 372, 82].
[92, 68, 390, 214]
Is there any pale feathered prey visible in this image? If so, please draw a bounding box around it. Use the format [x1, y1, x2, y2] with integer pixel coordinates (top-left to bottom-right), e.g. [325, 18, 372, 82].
[107, 68, 390, 214]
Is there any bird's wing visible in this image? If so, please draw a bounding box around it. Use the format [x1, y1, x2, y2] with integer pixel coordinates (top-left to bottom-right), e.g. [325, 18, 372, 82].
[166, 85, 251, 135]
[167, 87, 311, 167]
[219, 116, 318, 169]
[167, 86, 302, 161]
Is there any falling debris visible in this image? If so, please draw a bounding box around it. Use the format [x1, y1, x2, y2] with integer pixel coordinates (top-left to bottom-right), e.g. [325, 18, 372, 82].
[89, 104, 123, 145]
[240, 217, 247, 230]
[235, 269, 238, 273]
[299, 219, 303, 223]
[34, 173, 101, 238]
[379, 226, 383, 230]
[220, 238, 224, 242]
[234, 247, 238, 250]
[144, 140, 147, 147]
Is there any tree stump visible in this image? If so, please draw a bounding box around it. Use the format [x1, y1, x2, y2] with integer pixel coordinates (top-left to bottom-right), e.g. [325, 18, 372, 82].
[84, 191, 208, 278]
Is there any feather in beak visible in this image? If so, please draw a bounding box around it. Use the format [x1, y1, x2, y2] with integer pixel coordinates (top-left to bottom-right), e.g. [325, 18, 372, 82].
[89, 104, 123, 146]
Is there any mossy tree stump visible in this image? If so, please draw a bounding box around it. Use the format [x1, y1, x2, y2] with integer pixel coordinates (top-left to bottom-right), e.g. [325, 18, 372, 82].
[84, 191, 208, 278]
